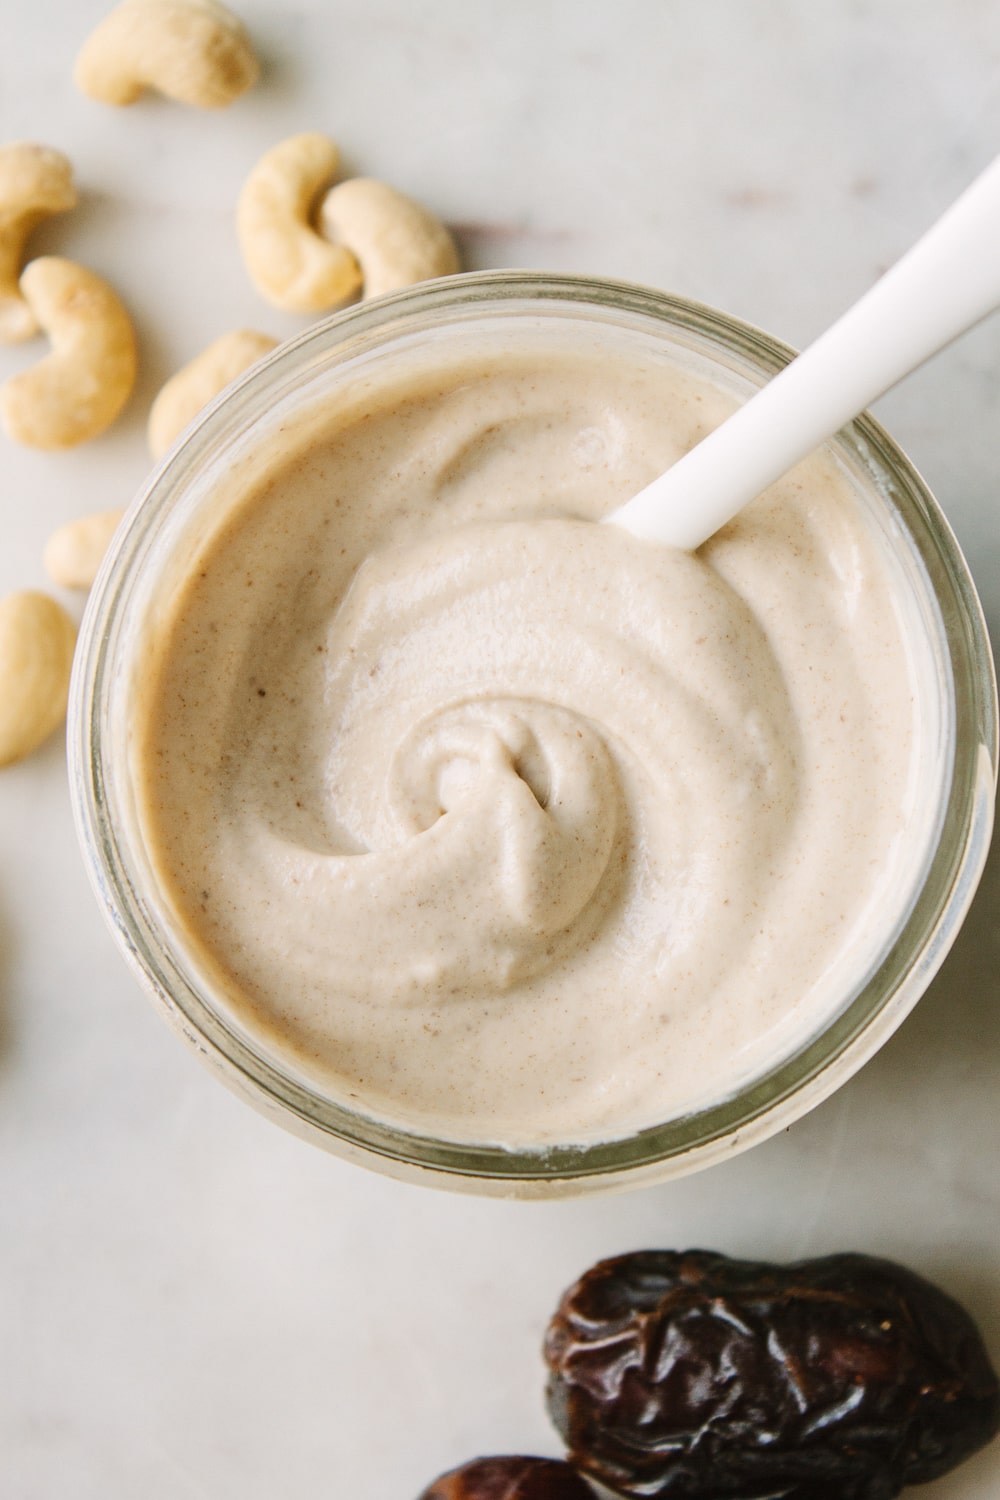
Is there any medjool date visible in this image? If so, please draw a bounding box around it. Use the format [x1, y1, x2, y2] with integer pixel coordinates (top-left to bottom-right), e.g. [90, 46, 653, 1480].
[417, 1455, 594, 1499]
[544, 1249, 999, 1499]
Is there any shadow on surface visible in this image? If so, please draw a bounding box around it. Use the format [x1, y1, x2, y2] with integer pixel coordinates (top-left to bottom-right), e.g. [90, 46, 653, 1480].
[834, 805, 1000, 1335]
[881, 814, 1000, 1079]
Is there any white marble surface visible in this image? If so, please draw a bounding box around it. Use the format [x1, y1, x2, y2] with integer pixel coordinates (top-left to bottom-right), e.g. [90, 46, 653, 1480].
[2, 2, 999, 1495]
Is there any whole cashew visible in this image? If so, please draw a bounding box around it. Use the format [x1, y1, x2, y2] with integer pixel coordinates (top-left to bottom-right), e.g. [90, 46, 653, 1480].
[319, 179, 459, 300]
[148, 328, 277, 458]
[0, 257, 138, 449]
[237, 133, 362, 312]
[44, 508, 125, 590]
[0, 590, 77, 768]
[74, 0, 259, 109]
[0, 144, 77, 344]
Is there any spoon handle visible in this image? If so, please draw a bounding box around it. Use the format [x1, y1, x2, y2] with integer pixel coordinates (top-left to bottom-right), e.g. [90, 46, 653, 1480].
[607, 152, 1000, 550]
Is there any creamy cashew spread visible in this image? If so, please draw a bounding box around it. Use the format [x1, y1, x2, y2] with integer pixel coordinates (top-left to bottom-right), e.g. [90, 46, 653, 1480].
[134, 325, 935, 1148]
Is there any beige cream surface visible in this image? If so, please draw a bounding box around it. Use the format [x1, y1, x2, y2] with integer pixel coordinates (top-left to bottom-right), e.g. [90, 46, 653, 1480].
[134, 335, 927, 1147]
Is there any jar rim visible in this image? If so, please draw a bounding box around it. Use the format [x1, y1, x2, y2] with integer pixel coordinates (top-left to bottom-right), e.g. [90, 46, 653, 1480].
[68, 270, 999, 1195]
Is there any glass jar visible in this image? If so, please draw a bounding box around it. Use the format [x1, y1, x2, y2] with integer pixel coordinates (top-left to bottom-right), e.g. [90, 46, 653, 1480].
[68, 271, 998, 1197]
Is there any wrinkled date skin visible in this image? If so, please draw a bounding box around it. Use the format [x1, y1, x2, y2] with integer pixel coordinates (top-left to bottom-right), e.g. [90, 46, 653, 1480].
[417, 1455, 594, 1499]
[544, 1249, 1000, 1500]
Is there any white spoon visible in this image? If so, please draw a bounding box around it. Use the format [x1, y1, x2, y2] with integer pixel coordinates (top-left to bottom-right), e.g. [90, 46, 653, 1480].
[605, 152, 1000, 551]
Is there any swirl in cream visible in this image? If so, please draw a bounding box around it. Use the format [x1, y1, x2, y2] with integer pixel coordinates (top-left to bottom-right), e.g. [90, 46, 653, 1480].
[135, 335, 923, 1146]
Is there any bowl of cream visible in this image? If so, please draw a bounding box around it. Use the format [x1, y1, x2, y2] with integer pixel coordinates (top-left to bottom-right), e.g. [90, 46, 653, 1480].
[68, 272, 997, 1195]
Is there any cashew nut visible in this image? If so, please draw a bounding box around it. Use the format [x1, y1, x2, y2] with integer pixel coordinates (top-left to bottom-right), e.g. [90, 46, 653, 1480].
[319, 179, 459, 300]
[44, 508, 125, 591]
[148, 328, 277, 458]
[74, 0, 259, 109]
[237, 133, 362, 312]
[0, 144, 77, 344]
[0, 591, 77, 768]
[0, 257, 138, 449]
